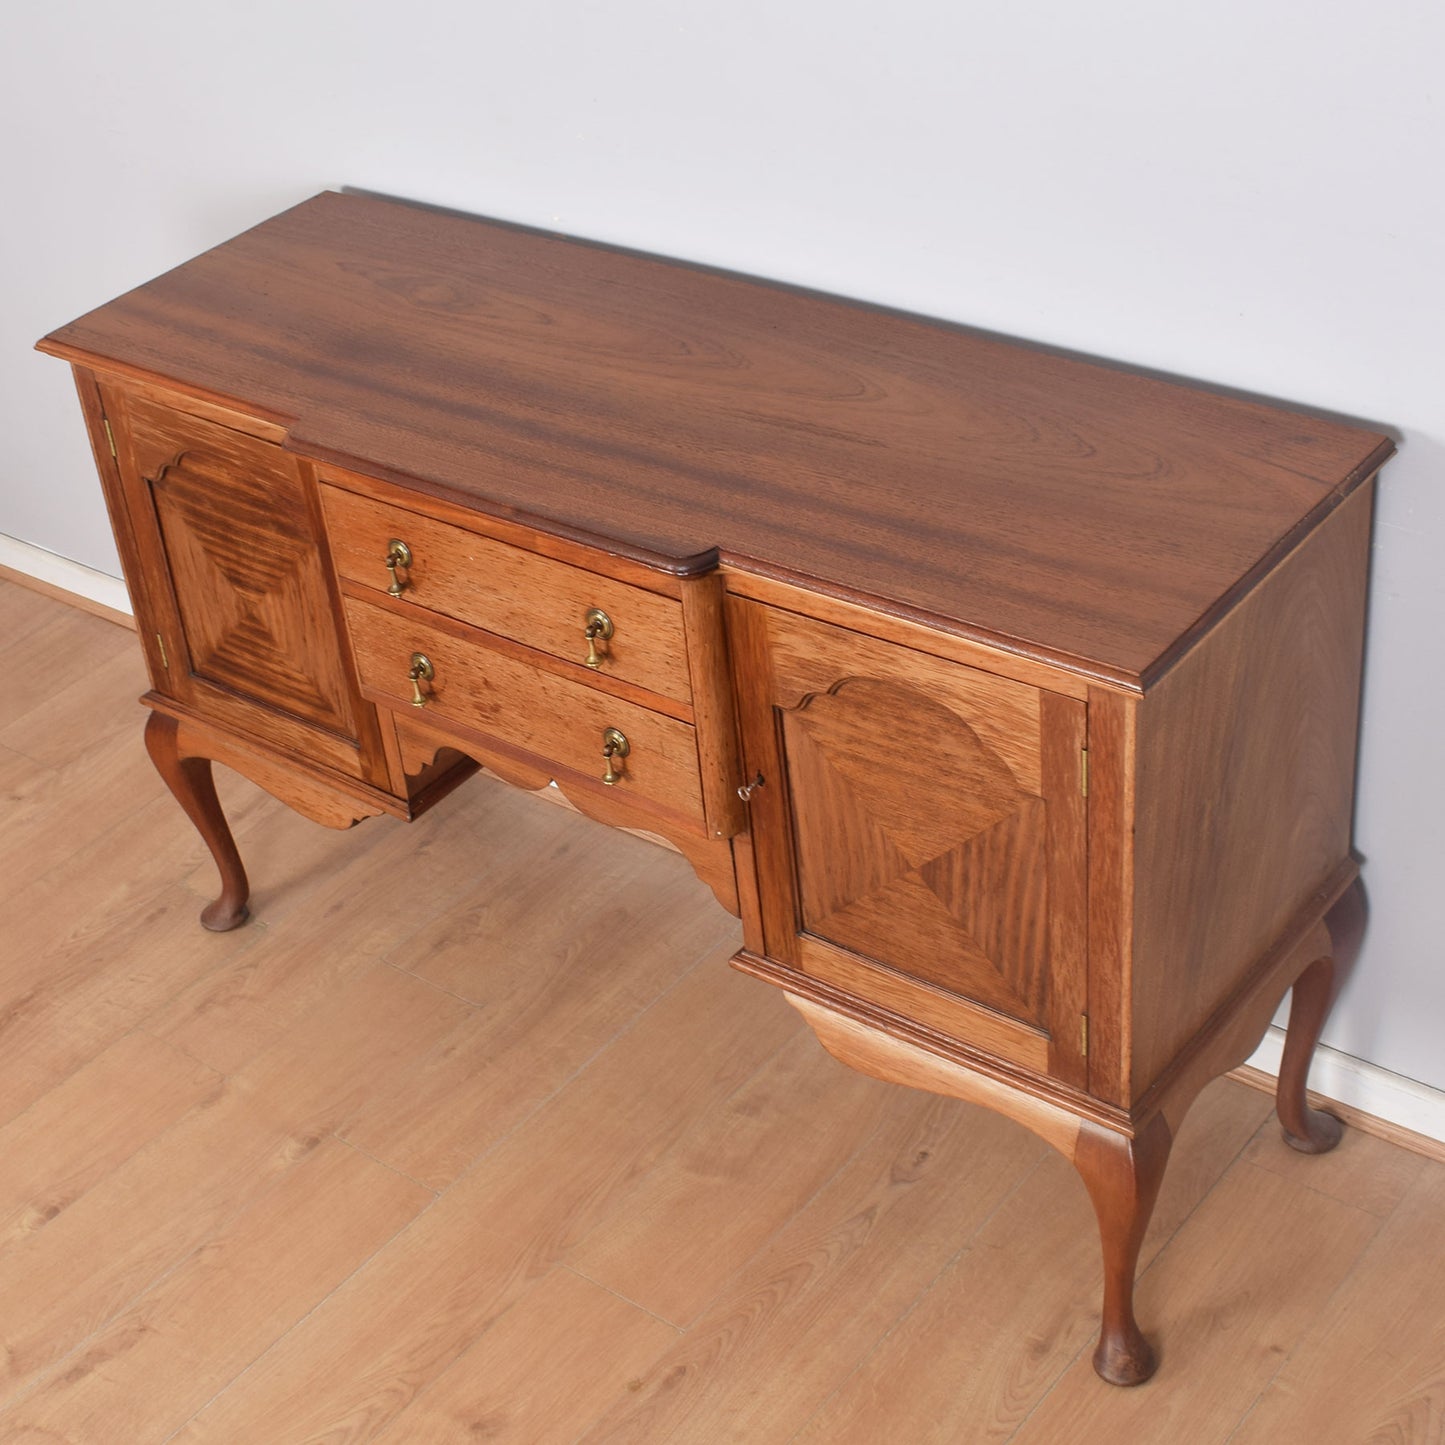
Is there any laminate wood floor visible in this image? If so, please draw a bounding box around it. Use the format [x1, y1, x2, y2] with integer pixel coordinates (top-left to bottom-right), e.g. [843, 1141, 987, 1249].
[1, 579, 1442, 1444]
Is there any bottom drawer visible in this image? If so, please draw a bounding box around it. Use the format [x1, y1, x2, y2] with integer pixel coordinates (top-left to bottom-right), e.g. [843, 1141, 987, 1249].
[343, 598, 706, 826]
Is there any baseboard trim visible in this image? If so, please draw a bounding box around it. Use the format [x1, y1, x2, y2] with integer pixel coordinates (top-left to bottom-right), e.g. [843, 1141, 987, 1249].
[0, 534, 133, 627]
[1234, 1028, 1445, 1162]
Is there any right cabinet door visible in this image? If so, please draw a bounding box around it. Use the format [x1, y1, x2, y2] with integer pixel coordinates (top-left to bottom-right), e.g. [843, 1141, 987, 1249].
[732, 602, 1089, 1086]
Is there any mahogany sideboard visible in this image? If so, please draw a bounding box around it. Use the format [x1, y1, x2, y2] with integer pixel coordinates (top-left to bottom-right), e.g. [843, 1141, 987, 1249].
[38, 191, 1392, 1386]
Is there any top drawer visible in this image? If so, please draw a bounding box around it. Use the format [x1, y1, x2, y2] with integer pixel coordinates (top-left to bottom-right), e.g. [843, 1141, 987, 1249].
[320, 483, 692, 704]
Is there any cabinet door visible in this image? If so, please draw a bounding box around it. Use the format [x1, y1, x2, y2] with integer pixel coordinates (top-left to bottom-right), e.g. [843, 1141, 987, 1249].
[733, 602, 1088, 1086]
[103, 385, 386, 784]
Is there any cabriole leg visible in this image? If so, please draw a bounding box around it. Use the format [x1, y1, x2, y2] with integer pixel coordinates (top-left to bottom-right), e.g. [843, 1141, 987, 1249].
[143, 710, 250, 931]
[1276, 954, 1343, 1152]
[1072, 1114, 1174, 1386]
[1275, 881, 1364, 1154]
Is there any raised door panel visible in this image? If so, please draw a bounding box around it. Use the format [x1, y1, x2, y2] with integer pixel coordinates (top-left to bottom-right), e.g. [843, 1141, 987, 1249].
[733, 602, 1088, 1085]
[104, 386, 385, 783]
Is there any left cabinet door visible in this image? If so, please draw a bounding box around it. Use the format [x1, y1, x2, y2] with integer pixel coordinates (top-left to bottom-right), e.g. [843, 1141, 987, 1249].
[100, 382, 388, 785]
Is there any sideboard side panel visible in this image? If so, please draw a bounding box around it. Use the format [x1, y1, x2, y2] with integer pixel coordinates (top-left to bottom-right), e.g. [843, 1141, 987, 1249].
[71, 367, 173, 688]
[1129, 482, 1376, 1100]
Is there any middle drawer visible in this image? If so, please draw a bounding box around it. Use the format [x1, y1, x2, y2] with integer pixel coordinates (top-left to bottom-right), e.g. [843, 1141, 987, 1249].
[321, 483, 692, 704]
[343, 596, 706, 826]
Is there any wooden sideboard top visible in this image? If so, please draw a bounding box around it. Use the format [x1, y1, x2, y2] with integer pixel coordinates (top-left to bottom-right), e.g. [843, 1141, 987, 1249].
[38, 190, 1391, 687]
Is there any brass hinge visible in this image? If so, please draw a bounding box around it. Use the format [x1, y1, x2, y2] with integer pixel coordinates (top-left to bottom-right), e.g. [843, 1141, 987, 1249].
[1080, 747, 1089, 797]
[155, 633, 169, 670]
[1080, 1013, 1090, 1056]
[102, 417, 117, 460]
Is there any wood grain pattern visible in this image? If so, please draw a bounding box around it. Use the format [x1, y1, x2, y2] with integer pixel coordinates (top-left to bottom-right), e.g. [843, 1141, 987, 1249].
[169, 712, 388, 830]
[1084, 685, 1135, 1105]
[171, 951, 793, 1443]
[721, 565, 1099, 699]
[0, 799, 258, 1127]
[1073, 1115, 1174, 1385]
[1227, 1162, 1445, 1445]
[71, 367, 173, 691]
[680, 569, 746, 839]
[117, 390, 364, 739]
[337, 820, 740, 1189]
[785, 993, 1083, 1160]
[371, 1266, 680, 1443]
[734, 600, 1085, 1081]
[0, 1078, 320, 1406]
[104, 371, 291, 442]
[342, 593, 706, 826]
[94, 380, 390, 787]
[579, 1093, 1048, 1444]
[0, 617, 140, 761]
[319, 459, 688, 597]
[385, 710, 738, 909]
[321, 479, 693, 702]
[760, 605, 1045, 791]
[0, 1138, 428, 1442]
[39, 190, 1391, 684]
[1129, 483, 1374, 1099]
[0, 1032, 220, 1255]
[1239, 1103, 1425, 1218]
[565, 1030, 894, 1326]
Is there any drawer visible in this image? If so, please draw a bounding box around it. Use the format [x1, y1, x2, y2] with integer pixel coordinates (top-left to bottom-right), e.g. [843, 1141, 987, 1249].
[321, 483, 692, 704]
[342, 596, 705, 825]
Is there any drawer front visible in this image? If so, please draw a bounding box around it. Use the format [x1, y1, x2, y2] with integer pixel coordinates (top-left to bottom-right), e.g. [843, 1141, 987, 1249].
[321, 484, 692, 704]
[343, 596, 705, 825]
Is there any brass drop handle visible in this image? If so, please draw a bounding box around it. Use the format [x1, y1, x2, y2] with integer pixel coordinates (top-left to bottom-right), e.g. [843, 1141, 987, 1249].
[583, 608, 614, 668]
[407, 652, 434, 707]
[385, 539, 413, 597]
[601, 727, 630, 785]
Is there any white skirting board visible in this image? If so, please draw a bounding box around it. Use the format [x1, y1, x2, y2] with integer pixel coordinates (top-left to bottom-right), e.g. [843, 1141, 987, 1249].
[1245, 1028, 1445, 1146]
[0, 533, 132, 616]
[4, 533, 1442, 1146]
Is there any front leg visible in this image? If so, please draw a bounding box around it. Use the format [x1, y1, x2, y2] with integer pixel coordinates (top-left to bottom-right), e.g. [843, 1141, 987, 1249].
[1072, 1114, 1174, 1386]
[144, 710, 250, 931]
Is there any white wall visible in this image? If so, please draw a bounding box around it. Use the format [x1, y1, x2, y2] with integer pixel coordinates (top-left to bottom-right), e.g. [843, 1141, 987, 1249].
[3, 2, 1442, 1093]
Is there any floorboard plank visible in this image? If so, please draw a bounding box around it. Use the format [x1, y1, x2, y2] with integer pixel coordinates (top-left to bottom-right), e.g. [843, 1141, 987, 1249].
[0, 1032, 221, 1257]
[577, 1092, 1048, 1444]
[0, 801, 262, 1127]
[372, 1266, 680, 1444]
[1239, 1107, 1427, 1217]
[566, 1028, 894, 1328]
[0, 1078, 339, 1407]
[1228, 1160, 1445, 1445]
[169, 948, 797, 1444]
[0, 1139, 429, 1442]
[344, 824, 739, 1189]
